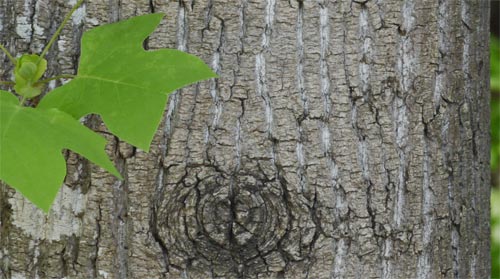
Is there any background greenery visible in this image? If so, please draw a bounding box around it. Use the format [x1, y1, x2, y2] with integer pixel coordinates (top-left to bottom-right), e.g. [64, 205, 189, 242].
[491, 34, 500, 277]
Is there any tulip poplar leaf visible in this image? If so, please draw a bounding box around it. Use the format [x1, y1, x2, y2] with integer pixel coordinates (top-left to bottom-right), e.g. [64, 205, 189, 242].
[39, 13, 217, 150]
[0, 90, 121, 213]
[0, 12, 215, 213]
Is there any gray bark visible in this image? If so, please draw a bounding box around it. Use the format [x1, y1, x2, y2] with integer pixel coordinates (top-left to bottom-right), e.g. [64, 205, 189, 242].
[0, 0, 490, 278]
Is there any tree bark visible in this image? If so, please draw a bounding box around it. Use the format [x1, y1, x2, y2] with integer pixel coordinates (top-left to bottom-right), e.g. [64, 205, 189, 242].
[0, 0, 490, 278]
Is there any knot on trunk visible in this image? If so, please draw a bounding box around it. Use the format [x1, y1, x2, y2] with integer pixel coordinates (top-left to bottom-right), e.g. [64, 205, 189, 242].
[155, 166, 317, 276]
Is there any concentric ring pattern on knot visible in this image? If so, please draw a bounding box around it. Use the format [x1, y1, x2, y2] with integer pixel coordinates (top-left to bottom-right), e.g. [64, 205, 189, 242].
[155, 167, 316, 274]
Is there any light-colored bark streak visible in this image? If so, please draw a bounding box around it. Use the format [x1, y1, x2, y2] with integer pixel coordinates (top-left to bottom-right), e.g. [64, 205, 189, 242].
[108, 0, 120, 23]
[393, 0, 414, 229]
[175, 1, 197, 167]
[0, 3, 3, 36]
[256, 0, 274, 132]
[162, 93, 180, 157]
[296, 1, 307, 115]
[318, 2, 347, 278]
[232, 0, 246, 173]
[234, 105, 242, 172]
[204, 0, 223, 147]
[356, 3, 372, 210]
[358, 6, 371, 98]
[208, 33, 222, 138]
[433, 0, 447, 111]
[70, 0, 86, 26]
[15, 0, 35, 43]
[319, 1, 331, 117]
[355, 4, 381, 277]
[238, 0, 247, 51]
[31, 239, 40, 278]
[256, 0, 277, 171]
[417, 136, 433, 278]
[177, 1, 188, 52]
[295, 130, 307, 192]
[377, 3, 394, 273]
[381, 237, 393, 279]
[435, 1, 460, 277]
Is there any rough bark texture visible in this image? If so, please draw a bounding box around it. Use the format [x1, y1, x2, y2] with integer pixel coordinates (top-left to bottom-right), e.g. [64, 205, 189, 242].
[0, 0, 490, 278]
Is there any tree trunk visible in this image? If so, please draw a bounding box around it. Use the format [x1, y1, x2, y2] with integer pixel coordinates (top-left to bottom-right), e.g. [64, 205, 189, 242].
[0, 0, 490, 278]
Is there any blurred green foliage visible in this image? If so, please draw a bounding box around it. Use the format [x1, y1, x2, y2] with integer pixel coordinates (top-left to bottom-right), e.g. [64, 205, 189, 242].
[493, 98, 500, 171]
[492, 188, 500, 277]
[492, 36, 500, 93]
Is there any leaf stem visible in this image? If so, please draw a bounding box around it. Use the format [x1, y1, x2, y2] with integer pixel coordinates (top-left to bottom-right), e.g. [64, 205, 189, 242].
[19, 95, 27, 106]
[0, 80, 15, 85]
[38, 74, 76, 84]
[0, 44, 16, 64]
[39, 0, 85, 60]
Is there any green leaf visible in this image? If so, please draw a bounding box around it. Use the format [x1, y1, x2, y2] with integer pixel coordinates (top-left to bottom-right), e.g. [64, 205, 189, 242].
[0, 90, 121, 212]
[14, 54, 47, 98]
[39, 13, 217, 151]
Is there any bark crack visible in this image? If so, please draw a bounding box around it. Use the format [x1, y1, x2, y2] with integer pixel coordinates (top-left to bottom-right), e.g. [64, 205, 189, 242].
[113, 150, 130, 279]
[91, 204, 102, 279]
[295, 0, 308, 194]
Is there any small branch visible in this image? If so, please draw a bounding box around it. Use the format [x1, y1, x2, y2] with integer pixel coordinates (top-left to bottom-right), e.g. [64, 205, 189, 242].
[39, 0, 85, 60]
[0, 80, 15, 85]
[38, 74, 76, 84]
[0, 44, 16, 64]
